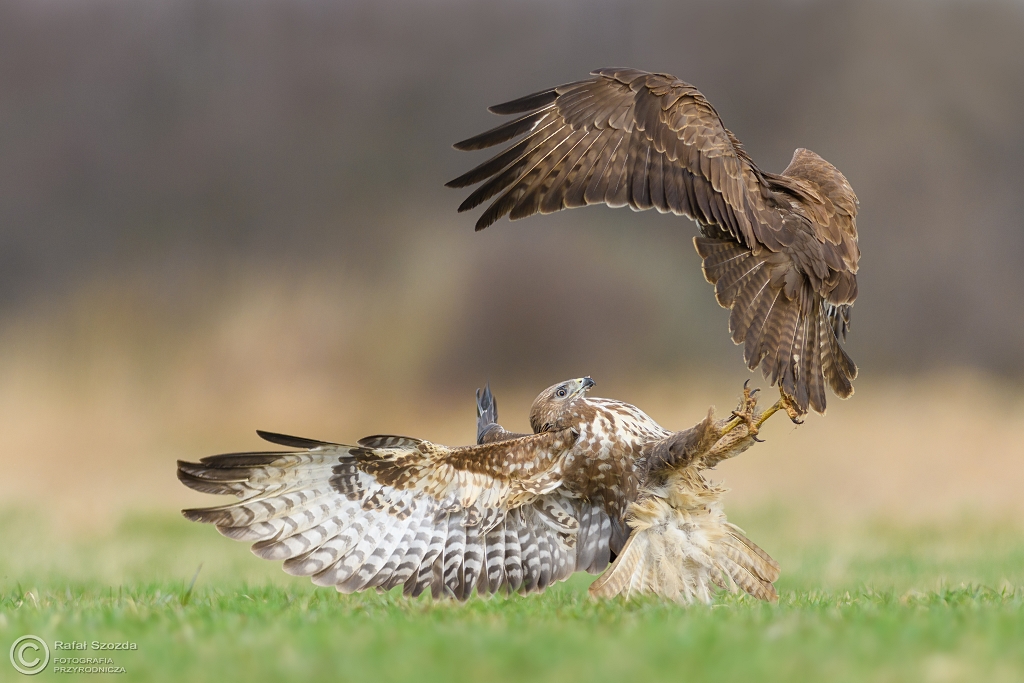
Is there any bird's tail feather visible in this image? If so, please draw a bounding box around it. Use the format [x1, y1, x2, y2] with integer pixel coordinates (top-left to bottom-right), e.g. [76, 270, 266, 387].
[694, 236, 857, 414]
[587, 533, 645, 599]
[719, 529, 779, 601]
[723, 524, 780, 583]
[588, 474, 779, 604]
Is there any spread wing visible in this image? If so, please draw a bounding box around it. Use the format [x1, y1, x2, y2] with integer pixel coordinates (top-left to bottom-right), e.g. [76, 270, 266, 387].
[178, 428, 615, 598]
[448, 68, 860, 414]
[447, 67, 784, 248]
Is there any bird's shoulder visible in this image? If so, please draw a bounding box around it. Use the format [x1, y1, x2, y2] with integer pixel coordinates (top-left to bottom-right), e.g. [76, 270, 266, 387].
[768, 149, 859, 250]
[572, 398, 669, 447]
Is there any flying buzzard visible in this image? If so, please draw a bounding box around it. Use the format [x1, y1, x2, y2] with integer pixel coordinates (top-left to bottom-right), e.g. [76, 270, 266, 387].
[178, 378, 783, 603]
[447, 68, 860, 416]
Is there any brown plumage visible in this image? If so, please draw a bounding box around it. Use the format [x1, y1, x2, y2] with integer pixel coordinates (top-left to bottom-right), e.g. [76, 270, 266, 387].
[447, 68, 860, 415]
[179, 378, 779, 603]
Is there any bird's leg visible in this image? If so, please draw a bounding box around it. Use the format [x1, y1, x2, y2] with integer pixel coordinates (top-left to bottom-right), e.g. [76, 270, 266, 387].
[720, 384, 804, 438]
[654, 384, 766, 473]
[703, 382, 778, 467]
[719, 380, 765, 437]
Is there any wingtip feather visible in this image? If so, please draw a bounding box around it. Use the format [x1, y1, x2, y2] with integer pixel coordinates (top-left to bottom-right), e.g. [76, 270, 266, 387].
[486, 88, 559, 115]
[256, 430, 332, 449]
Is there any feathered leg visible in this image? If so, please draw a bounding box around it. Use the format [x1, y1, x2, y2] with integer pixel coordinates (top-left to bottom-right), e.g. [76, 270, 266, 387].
[645, 382, 783, 474]
[718, 382, 802, 443]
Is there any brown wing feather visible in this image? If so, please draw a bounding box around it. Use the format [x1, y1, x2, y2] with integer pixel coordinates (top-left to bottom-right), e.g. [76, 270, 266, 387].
[450, 69, 860, 415]
[178, 429, 595, 599]
[448, 68, 770, 243]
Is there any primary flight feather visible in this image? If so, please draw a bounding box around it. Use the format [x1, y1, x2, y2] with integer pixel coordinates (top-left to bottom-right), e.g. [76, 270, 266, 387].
[447, 68, 861, 416]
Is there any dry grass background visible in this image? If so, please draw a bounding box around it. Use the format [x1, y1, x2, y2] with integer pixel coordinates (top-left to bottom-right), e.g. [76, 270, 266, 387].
[3, 267, 1022, 534]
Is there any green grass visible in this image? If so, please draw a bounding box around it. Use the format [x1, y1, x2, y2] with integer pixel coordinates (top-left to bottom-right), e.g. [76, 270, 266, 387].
[2, 508, 1023, 682]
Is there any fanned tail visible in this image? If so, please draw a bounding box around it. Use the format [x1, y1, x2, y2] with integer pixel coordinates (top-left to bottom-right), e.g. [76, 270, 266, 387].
[588, 470, 779, 604]
[694, 236, 857, 414]
[719, 528, 779, 602]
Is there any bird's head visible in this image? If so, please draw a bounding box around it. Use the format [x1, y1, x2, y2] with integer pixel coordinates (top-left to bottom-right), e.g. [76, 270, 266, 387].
[529, 376, 595, 434]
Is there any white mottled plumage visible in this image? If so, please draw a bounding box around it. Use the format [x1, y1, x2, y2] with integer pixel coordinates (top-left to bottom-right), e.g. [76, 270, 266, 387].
[178, 377, 779, 602]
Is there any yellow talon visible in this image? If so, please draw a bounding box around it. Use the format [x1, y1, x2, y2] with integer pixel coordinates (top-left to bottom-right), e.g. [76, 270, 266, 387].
[777, 388, 805, 424]
[719, 387, 790, 437]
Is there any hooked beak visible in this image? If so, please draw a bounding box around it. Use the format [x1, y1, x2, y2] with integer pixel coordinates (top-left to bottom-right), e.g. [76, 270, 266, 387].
[580, 376, 595, 392]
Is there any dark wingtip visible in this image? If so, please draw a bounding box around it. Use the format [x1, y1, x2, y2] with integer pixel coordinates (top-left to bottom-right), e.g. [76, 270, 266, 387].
[486, 88, 558, 115]
[177, 467, 238, 495]
[256, 430, 332, 449]
[452, 109, 550, 152]
[476, 382, 500, 444]
[176, 462, 197, 485]
[446, 171, 481, 190]
[474, 212, 498, 231]
[453, 138, 481, 152]
[181, 508, 206, 523]
[476, 383, 497, 419]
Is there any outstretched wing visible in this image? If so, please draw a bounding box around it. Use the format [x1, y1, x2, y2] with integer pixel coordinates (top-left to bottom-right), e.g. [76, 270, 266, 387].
[178, 428, 608, 598]
[448, 69, 860, 414]
[447, 67, 786, 247]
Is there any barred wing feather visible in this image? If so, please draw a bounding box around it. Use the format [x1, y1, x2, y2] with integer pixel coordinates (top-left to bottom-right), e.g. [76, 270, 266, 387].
[178, 429, 608, 598]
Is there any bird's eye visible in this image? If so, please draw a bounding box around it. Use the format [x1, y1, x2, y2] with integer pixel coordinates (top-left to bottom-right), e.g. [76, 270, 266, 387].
[556, 387, 567, 398]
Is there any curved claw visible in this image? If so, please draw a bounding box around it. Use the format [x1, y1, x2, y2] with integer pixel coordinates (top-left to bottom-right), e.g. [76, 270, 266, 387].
[749, 387, 760, 397]
[752, 435, 765, 443]
[778, 391, 806, 425]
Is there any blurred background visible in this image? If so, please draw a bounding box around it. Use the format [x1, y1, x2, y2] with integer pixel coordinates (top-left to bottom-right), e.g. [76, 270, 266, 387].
[2, 0, 1024, 531]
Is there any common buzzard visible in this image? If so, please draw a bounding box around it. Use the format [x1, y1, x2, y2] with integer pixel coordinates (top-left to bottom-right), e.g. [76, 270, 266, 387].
[178, 379, 782, 603]
[448, 68, 860, 416]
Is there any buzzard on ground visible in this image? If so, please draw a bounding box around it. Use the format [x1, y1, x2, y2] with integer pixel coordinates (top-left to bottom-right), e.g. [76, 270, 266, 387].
[448, 68, 860, 416]
[178, 378, 782, 603]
